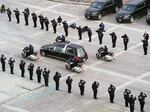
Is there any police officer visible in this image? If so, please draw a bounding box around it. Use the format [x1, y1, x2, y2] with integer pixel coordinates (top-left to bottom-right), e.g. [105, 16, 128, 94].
[110, 32, 117, 48]
[129, 95, 136, 112]
[19, 60, 26, 77]
[141, 39, 148, 55]
[22, 9, 29, 25]
[51, 19, 57, 33]
[0, 4, 5, 13]
[53, 71, 61, 90]
[57, 16, 62, 25]
[0, 54, 6, 71]
[96, 28, 104, 44]
[38, 14, 44, 29]
[138, 92, 147, 112]
[62, 21, 69, 36]
[92, 81, 99, 99]
[8, 58, 15, 74]
[78, 79, 86, 95]
[123, 89, 131, 107]
[77, 26, 82, 40]
[66, 76, 73, 93]
[28, 63, 34, 80]
[87, 28, 92, 42]
[99, 22, 105, 32]
[6, 8, 12, 21]
[31, 12, 37, 28]
[108, 84, 116, 103]
[44, 17, 49, 31]
[25, 8, 30, 15]
[114, 0, 123, 9]
[143, 32, 149, 41]
[13, 8, 20, 24]
[43, 68, 50, 87]
[36, 66, 42, 83]
[122, 34, 129, 50]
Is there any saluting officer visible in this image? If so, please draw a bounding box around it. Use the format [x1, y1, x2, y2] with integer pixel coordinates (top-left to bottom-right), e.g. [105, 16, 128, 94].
[51, 19, 57, 33]
[8, 58, 15, 74]
[124, 89, 131, 107]
[19, 60, 26, 77]
[13, 8, 20, 24]
[141, 39, 148, 55]
[78, 79, 86, 95]
[36, 66, 42, 83]
[44, 17, 49, 31]
[66, 76, 73, 93]
[6, 8, 12, 21]
[92, 81, 99, 99]
[53, 71, 61, 90]
[31, 12, 37, 27]
[77, 26, 83, 40]
[96, 28, 104, 44]
[143, 31, 149, 41]
[138, 92, 147, 112]
[110, 32, 117, 48]
[62, 21, 69, 36]
[43, 68, 50, 87]
[22, 9, 29, 25]
[122, 34, 129, 50]
[0, 54, 6, 71]
[38, 14, 44, 29]
[28, 63, 34, 80]
[25, 8, 30, 15]
[129, 95, 136, 112]
[57, 16, 62, 25]
[108, 84, 116, 103]
[87, 28, 92, 42]
[99, 22, 105, 32]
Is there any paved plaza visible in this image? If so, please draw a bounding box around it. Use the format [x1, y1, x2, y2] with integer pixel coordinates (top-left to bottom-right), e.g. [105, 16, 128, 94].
[0, 0, 150, 112]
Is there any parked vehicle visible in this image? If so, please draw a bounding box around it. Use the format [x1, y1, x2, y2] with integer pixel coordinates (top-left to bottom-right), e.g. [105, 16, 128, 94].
[146, 12, 150, 24]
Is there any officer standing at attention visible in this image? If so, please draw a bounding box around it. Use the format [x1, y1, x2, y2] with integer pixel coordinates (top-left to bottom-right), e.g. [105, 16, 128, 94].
[31, 12, 37, 28]
[87, 28, 92, 42]
[122, 34, 129, 50]
[78, 79, 86, 96]
[129, 95, 136, 112]
[13, 8, 20, 24]
[108, 84, 116, 103]
[141, 39, 148, 55]
[138, 92, 147, 112]
[28, 63, 34, 80]
[8, 58, 15, 74]
[57, 16, 62, 25]
[143, 31, 149, 41]
[110, 32, 117, 48]
[6, 8, 12, 21]
[38, 14, 44, 29]
[36, 66, 42, 83]
[19, 60, 26, 77]
[43, 68, 50, 87]
[77, 26, 83, 40]
[92, 81, 99, 99]
[66, 76, 73, 93]
[96, 28, 104, 44]
[0, 54, 6, 71]
[124, 89, 131, 107]
[51, 19, 57, 33]
[62, 21, 69, 36]
[44, 17, 49, 31]
[53, 71, 62, 90]
[22, 9, 29, 25]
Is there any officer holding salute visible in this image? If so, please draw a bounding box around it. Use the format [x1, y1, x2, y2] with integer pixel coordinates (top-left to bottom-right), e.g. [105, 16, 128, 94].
[87, 28, 92, 42]
[43, 68, 50, 87]
[22, 9, 29, 25]
[0, 54, 6, 71]
[96, 28, 104, 44]
[66, 76, 73, 93]
[44, 17, 49, 31]
[129, 95, 136, 112]
[108, 84, 116, 103]
[92, 81, 99, 99]
[141, 39, 148, 55]
[53, 71, 62, 90]
[62, 21, 69, 36]
[28, 63, 34, 80]
[143, 31, 149, 41]
[31, 12, 37, 28]
[19, 60, 26, 77]
[8, 58, 15, 74]
[138, 92, 147, 112]
[38, 14, 44, 29]
[110, 32, 117, 48]
[124, 89, 131, 107]
[51, 19, 57, 33]
[122, 34, 129, 50]
[6, 8, 12, 21]
[99, 22, 105, 32]
[57, 16, 62, 25]
[77, 26, 82, 40]
[13, 8, 20, 24]
[78, 79, 86, 96]
[36, 66, 42, 83]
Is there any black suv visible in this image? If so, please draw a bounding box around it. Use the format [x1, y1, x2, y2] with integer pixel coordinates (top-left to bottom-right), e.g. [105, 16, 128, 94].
[116, 0, 148, 23]
[40, 42, 88, 62]
[146, 12, 150, 24]
[84, 0, 119, 20]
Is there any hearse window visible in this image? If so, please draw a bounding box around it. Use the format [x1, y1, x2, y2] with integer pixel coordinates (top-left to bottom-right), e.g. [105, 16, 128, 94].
[55, 46, 63, 53]
[137, 2, 145, 9]
[48, 46, 54, 51]
[66, 47, 75, 56]
[91, 2, 104, 9]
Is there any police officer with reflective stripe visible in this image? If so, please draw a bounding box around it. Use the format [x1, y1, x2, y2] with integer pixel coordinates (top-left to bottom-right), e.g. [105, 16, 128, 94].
[141, 39, 148, 55]
[8, 58, 15, 74]
[138, 92, 147, 112]
[122, 34, 129, 50]
[57, 16, 62, 25]
[44, 17, 49, 31]
[129, 95, 136, 112]
[43, 68, 50, 87]
[36, 66, 42, 83]
[0, 54, 6, 71]
[51, 19, 57, 33]
[6, 8, 12, 21]
[110, 32, 117, 48]
[31, 12, 37, 28]
[13, 8, 20, 24]
[124, 89, 131, 107]
[92, 81, 99, 99]
[96, 28, 104, 44]
[53, 71, 61, 90]
[19, 60, 26, 77]
[62, 21, 69, 36]
[28, 63, 34, 80]
[108, 84, 116, 103]
[66, 76, 73, 93]
[78, 79, 86, 95]
[87, 28, 92, 42]
[22, 9, 29, 25]
[77, 26, 82, 40]
[38, 14, 44, 29]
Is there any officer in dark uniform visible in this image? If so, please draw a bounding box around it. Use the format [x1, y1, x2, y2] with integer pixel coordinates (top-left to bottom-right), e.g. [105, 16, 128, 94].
[141, 39, 148, 55]
[66, 76, 73, 93]
[43, 68, 50, 87]
[87, 28, 92, 42]
[77, 26, 82, 40]
[0, 54, 6, 71]
[99, 22, 105, 32]
[8, 58, 15, 74]
[44, 17, 49, 31]
[122, 34, 129, 50]
[28, 63, 34, 80]
[124, 89, 131, 107]
[62, 21, 69, 36]
[78, 79, 86, 95]
[6, 8, 12, 21]
[13, 8, 20, 24]
[92, 81, 99, 99]
[110, 32, 117, 48]
[108, 84, 116, 103]
[129, 95, 136, 112]
[36, 66, 42, 83]
[31, 12, 37, 27]
[96, 28, 104, 44]
[138, 92, 147, 112]
[25, 8, 30, 15]
[0, 4, 5, 13]
[143, 32, 149, 41]
[19, 60, 26, 77]
[53, 71, 62, 90]
[22, 9, 29, 25]
[38, 14, 44, 29]
[57, 16, 62, 25]
[51, 19, 57, 33]
[114, 0, 123, 9]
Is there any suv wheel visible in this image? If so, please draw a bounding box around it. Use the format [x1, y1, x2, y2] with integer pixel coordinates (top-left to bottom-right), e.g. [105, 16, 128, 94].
[41, 51, 46, 56]
[98, 14, 102, 20]
[130, 16, 134, 23]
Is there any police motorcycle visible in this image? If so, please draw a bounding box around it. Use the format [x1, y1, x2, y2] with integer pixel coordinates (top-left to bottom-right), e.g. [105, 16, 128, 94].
[96, 46, 114, 61]
[55, 35, 70, 43]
